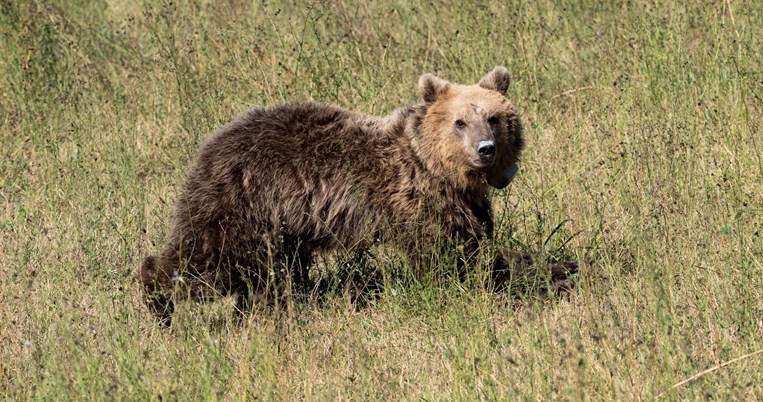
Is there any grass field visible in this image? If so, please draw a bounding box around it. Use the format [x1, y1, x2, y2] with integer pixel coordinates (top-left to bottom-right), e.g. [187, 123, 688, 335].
[2, 0, 762, 400]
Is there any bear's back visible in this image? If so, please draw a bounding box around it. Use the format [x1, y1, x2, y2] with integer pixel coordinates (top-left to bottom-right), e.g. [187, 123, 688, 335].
[177, 101, 415, 250]
[196, 101, 396, 179]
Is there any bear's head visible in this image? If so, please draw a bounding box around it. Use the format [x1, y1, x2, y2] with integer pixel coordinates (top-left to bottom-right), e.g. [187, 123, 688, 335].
[416, 66, 523, 190]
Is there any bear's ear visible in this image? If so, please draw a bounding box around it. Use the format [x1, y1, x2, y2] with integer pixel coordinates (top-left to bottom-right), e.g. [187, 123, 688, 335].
[418, 73, 450, 103]
[478, 66, 510, 95]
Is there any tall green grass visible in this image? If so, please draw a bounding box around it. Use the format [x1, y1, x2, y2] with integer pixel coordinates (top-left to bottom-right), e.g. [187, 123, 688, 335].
[1, 0, 762, 399]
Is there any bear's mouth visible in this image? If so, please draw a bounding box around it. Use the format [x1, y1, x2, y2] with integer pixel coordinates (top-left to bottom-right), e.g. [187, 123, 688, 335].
[470, 158, 495, 169]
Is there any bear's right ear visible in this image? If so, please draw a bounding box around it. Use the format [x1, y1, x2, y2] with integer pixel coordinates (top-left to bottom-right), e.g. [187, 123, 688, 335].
[478, 66, 510, 95]
[418, 73, 450, 103]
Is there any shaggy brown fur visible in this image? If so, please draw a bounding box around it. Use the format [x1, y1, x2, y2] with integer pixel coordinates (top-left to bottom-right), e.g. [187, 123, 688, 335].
[140, 67, 573, 325]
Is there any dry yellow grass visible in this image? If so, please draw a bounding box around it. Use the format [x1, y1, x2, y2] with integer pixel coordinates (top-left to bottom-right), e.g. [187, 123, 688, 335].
[1, 0, 762, 400]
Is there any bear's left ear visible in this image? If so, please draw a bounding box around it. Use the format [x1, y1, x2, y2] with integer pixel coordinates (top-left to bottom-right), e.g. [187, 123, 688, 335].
[478, 66, 510, 95]
[418, 73, 450, 103]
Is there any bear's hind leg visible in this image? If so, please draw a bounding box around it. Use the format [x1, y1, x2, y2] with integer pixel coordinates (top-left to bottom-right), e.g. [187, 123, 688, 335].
[230, 240, 316, 322]
[140, 255, 176, 326]
[291, 244, 314, 296]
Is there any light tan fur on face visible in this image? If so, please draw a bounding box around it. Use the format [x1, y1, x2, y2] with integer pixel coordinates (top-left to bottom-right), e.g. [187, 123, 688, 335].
[417, 83, 521, 190]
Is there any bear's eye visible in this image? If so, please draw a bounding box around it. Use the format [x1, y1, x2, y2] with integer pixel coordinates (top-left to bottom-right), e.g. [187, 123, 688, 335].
[487, 116, 499, 125]
[455, 119, 466, 128]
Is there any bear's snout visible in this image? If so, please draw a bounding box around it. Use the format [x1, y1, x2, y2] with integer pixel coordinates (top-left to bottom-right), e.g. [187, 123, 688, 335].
[477, 140, 496, 163]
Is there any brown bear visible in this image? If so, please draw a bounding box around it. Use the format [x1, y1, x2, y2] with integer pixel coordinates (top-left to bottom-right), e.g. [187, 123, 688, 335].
[140, 66, 576, 325]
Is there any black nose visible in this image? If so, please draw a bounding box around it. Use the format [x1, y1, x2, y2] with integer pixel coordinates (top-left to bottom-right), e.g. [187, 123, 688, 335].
[477, 141, 496, 159]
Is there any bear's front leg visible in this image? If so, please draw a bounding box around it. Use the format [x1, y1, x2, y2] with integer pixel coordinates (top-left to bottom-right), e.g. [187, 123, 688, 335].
[491, 250, 579, 296]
